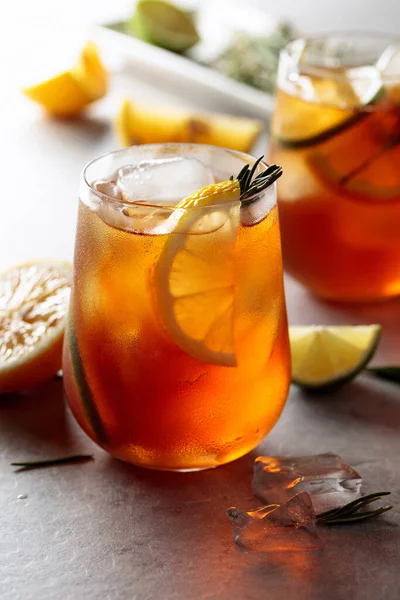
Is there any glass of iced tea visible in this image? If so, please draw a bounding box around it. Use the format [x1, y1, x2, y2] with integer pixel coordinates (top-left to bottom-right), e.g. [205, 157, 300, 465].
[270, 34, 400, 301]
[63, 144, 290, 471]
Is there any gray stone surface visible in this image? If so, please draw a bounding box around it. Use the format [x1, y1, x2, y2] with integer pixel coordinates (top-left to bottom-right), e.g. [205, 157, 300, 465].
[1, 1, 400, 598]
[2, 281, 400, 600]
[1, 351, 400, 600]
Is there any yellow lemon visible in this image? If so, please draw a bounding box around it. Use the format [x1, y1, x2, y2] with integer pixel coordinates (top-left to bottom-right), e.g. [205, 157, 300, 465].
[22, 42, 108, 118]
[0, 261, 72, 394]
[115, 98, 263, 152]
[154, 180, 241, 366]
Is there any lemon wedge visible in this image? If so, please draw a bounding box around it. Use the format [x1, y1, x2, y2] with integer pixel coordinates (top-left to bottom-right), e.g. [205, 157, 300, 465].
[0, 261, 71, 394]
[114, 98, 263, 152]
[22, 41, 108, 117]
[289, 324, 381, 390]
[153, 180, 241, 366]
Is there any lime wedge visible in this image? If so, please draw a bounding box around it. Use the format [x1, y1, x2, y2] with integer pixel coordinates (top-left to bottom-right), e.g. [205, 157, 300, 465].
[274, 67, 383, 149]
[130, 0, 199, 53]
[289, 324, 381, 391]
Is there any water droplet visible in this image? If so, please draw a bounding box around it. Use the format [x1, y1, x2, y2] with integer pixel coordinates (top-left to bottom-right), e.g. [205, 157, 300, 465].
[17, 494, 28, 500]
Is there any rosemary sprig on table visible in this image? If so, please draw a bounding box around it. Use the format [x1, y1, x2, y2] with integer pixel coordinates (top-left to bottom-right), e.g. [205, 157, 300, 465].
[316, 492, 392, 525]
[11, 455, 94, 470]
[231, 155, 283, 202]
[367, 366, 400, 384]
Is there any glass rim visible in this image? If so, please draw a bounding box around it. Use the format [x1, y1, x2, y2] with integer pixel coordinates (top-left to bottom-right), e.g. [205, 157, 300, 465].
[282, 31, 400, 83]
[82, 143, 271, 210]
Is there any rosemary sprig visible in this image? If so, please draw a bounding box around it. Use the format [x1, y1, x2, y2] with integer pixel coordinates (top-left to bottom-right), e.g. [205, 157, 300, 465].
[11, 454, 94, 470]
[367, 366, 400, 384]
[232, 156, 283, 202]
[316, 492, 392, 525]
[210, 24, 296, 94]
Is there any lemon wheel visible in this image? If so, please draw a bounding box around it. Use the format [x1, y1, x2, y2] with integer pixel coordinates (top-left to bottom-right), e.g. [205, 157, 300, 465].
[274, 70, 382, 149]
[153, 180, 241, 367]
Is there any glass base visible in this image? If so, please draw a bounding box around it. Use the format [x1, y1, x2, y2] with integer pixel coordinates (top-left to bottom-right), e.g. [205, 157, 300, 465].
[105, 437, 267, 472]
[115, 461, 217, 473]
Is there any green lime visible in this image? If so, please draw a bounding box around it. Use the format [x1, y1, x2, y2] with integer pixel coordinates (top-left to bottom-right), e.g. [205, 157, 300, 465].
[290, 324, 381, 391]
[130, 0, 199, 53]
[274, 67, 383, 149]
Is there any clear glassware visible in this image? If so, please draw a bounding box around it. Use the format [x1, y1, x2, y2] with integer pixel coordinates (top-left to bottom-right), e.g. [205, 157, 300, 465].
[270, 34, 400, 301]
[63, 144, 290, 471]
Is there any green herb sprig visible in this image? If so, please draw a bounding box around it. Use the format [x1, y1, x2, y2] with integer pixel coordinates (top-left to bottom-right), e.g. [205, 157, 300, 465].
[211, 24, 296, 94]
[367, 366, 400, 384]
[231, 156, 283, 202]
[11, 454, 94, 471]
[316, 491, 392, 525]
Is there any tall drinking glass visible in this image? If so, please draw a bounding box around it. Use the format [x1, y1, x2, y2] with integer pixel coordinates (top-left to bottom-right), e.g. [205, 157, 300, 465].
[270, 34, 400, 301]
[63, 144, 290, 471]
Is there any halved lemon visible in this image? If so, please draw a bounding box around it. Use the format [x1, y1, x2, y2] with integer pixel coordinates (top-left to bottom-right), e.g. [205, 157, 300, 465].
[22, 41, 108, 118]
[290, 324, 381, 391]
[0, 261, 71, 394]
[153, 180, 240, 367]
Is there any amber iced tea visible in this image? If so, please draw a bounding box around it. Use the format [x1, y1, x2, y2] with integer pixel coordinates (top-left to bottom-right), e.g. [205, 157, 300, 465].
[270, 36, 400, 301]
[63, 145, 290, 470]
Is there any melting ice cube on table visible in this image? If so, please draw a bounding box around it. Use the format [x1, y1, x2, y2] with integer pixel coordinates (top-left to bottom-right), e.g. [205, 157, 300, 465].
[226, 493, 322, 552]
[117, 157, 215, 205]
[252, 453, 362, 514]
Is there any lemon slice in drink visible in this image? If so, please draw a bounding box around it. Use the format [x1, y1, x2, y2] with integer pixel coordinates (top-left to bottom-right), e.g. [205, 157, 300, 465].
[309, 140, 400, 200]
[154, 180, 240, 367]
[308, 93, 400, 201]
[0, 261, 71, 394]
[130, 0, 199, 53]
[289, 324, 381, 390]
[274, 67, 382, 149]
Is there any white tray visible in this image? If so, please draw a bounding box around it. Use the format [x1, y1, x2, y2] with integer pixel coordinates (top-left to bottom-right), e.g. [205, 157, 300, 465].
[93, 2, 280, 120]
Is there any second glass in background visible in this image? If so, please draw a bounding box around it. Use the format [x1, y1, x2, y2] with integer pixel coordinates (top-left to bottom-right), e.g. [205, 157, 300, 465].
[270, 34, 400, 301]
